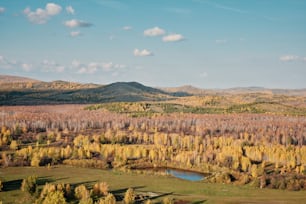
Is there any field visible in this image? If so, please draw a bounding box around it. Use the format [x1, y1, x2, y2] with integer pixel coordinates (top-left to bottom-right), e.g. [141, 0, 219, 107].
[0, 82, 306, 203]
[1, 165, 306, 204]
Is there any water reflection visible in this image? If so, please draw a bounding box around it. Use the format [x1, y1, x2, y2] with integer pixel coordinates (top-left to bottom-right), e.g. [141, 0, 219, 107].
[165, 169, 204, 181]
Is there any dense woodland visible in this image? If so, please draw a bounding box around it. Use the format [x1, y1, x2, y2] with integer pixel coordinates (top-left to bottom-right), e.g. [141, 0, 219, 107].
[1, 104, 306, 194]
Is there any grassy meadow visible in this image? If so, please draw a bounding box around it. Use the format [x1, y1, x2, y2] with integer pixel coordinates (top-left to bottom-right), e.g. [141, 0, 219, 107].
[1, 165, 305, 204]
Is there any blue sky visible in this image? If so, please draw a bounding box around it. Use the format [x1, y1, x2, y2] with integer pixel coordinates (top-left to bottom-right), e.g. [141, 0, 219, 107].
[0, 0, 305, 88]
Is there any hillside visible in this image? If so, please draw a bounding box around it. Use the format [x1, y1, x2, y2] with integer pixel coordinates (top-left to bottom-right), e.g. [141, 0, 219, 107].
[0, 74, 40, 84]
[164, 85, 306, 96]
[0, 80, 174, 105]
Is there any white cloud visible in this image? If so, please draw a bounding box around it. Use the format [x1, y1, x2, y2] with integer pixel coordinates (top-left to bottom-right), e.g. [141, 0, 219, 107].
[0, 55, 18, 69]
[102, 62, 113, 71]
[162, 34, 184, 42]
[66, 6, 75, 15]
[55, 66, 65, 73]
[41, 60, 65, 73]
[77, 67, 96, 74]
[123, 26, 132, 30]
[133, 49, 153, 57]
[64, 19, 92, 28]
[279, 55, 299, 62]
[74, 61, 126, 74]
[144, 27, 165, 37]
[71, 60, 81, 67]
[215, 39, 227, 44]
[46, 3, 62, 15]
[21, 63, 32, 72]
[70, 31, 81, 37]
[0, 7, 5, 13]
[23, 3, 62, 24]
[101, 62, 126, 71]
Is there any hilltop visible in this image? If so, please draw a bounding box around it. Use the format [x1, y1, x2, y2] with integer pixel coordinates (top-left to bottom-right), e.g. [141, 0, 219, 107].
[0, 75, 40, 84]
[0, 74, 306, 116]
[0, 75, 174, 105]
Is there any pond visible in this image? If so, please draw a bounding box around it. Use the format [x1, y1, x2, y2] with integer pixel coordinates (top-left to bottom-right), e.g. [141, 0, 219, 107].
[130, 167, 206, 181]
[165, 169, 205, 181]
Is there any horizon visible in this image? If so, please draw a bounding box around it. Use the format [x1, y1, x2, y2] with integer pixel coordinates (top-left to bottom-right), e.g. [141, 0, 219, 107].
[1, 0, 306, 89]
[1, 73, 306, 90]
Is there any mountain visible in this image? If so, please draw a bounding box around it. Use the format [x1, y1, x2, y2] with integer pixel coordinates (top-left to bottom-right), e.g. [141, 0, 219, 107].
[163, 85, 306, 96]
[1, 74, 306, 105]
[0, 75, 40, 84]
[161, 85, 208, 96]
[0, 79, 174, 105]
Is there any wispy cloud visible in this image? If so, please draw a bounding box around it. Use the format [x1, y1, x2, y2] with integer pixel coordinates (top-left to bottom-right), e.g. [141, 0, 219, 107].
[66, 6, 75, 15]
[165, 8, 191, 14]
[77, 63, 98, 74]
[41, 60, 65, 73]
[195, 0, 277, 21]
[70, 31, 81, 37]
[144, 27, 165, 37]
[134, 49, 153, 57]
[93, 0, 128, 10]
[0, 7, 5, 13]
[122, 26, 132, 30]
[23, 3, 62, 24]
[21, 63, 33, 72]
[64, 19, 92, 28]
[214, 3, 248, 14]
[162, 34, 184, 42]
[0, 55, 18, 69]
[279, 55, 300, 62]
[73, 60, 126, 74]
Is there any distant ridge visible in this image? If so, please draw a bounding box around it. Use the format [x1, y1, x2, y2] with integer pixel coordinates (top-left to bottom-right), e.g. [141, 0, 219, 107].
[161, 85, 208, 95]
[0, 74, 40, 84]
[0, 74, 306, 105]
[0, 78, 173, 105]
[162, 85, 306, 96]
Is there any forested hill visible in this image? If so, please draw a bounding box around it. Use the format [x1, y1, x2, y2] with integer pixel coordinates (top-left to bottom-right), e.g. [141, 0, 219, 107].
[1, 74, 306, 110]
[0, 75, 174, 105]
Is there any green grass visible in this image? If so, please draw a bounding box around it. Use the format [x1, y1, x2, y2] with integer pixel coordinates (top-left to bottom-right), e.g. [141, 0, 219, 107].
[1, 166, 305, 204]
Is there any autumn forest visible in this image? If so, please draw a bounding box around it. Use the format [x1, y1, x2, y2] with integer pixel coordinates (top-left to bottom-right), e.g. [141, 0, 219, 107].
[0, 77, 306, 204]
